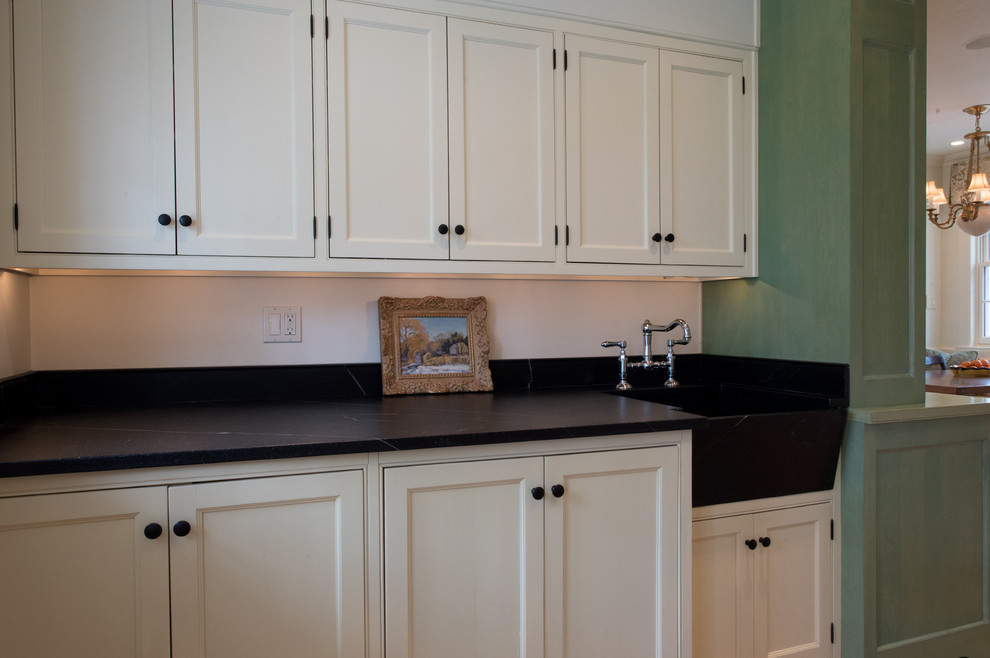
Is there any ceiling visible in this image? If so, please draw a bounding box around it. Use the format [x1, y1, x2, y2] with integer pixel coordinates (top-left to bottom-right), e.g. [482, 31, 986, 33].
[927, 0, 990, 157]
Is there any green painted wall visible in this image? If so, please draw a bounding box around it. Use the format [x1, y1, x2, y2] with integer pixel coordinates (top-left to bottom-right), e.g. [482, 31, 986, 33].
[703, 0, 852, 366]
[703, 0, 925, 408]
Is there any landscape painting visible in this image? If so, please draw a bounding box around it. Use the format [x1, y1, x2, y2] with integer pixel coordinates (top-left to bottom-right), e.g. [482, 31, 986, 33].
[398, 315, 471, 375]
[378, 296, 493, 395]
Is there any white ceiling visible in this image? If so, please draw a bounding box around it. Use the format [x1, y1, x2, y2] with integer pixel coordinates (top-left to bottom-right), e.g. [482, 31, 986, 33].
[927, 0, 990, 157]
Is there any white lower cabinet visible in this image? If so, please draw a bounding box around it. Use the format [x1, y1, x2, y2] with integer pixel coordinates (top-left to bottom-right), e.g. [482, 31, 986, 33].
[692, 502, 833, 658]
[0, 471, 365, 658]
[0, 486, 171, 657]
[383, 445, 683, 658]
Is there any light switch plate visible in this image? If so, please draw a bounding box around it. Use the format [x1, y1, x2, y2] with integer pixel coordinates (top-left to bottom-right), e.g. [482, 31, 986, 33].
[263, 306, 302, 343]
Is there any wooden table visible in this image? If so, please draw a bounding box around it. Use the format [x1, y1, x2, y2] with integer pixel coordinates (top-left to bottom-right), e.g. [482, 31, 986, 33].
[925, 369, 990, 396]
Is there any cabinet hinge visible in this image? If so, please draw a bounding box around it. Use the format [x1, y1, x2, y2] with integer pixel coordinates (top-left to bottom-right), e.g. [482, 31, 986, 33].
[12, 203, 17, 231]
[313, 216, 317, 239]
[742, 75, 746, 95]
[831, 623, 835, 644]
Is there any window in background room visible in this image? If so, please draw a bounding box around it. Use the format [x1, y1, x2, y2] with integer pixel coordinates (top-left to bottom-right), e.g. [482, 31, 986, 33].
[979, 232, 990, 343]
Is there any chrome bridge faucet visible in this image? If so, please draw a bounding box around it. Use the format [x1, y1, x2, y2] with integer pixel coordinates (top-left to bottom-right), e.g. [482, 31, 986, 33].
[601, 319, 692, 389]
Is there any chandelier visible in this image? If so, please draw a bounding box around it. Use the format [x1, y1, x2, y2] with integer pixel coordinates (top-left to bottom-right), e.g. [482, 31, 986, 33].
[925, 104, 990, 236]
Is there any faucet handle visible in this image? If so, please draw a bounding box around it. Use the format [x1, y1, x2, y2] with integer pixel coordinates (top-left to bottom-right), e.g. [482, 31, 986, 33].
[601, 340, 627, 349]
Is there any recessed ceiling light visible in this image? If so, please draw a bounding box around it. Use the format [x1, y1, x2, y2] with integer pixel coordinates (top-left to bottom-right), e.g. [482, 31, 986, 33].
[951, 140, 966, 146]
[965, 34, 990, 50]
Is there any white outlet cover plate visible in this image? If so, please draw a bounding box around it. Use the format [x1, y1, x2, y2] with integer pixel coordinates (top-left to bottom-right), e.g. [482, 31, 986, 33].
[263, 306, 301, 343]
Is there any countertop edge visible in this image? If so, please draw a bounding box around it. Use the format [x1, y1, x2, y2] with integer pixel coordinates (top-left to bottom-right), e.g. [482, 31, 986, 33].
[0, 391, 706, 479]
[847, 392, 990, 424]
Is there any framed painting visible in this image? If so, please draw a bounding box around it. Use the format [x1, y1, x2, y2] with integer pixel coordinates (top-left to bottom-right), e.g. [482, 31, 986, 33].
[378, 296, 493, 395]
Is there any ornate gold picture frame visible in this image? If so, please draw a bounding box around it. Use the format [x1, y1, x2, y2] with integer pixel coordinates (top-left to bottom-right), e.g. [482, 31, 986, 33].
[378, 296, 493, 395]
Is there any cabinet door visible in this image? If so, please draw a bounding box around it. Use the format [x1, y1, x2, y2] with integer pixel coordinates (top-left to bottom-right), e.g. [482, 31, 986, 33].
[564, 35, 660, 265]
[448, 19, 556, 262]
[0, 487, 171, 657]
[754, 504, 832, 658]
[173, 0, 316, 257]
[692, 515, 756, 658]
[168, 471, 365, 658]
[328, 4, 448, 259]
[383, 457, 545, 658]
[659, 51, 746, 266]
[545, 446, 680, 658]
[12, 0, 176, 255]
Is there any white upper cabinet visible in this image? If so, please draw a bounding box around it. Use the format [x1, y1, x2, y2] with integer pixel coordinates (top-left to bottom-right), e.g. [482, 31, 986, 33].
[660, 51, 746, 267]
[328, 6, 556, 262]
[564, 34, 661, 265]
[327, 4, 449, 260]
[4, 0, 756, 276]
[448, 19, 556, 262]
[12, 0, 176, 255]
[173, 0, 317, 257]
[12, 0, 316, 258]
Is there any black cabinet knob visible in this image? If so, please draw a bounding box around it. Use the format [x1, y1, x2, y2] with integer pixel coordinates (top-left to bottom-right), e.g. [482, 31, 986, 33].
[173, 520, 192, 537]
[531, 486, 545, 500]
[550, 484, 565, 498]
[157, 214, 172, 226]
[144, 523, 163, 540]
[652, 233, 662, 242]
[178, 215, 193, 227]
[745, 538, 757, 550]
[454, 224, 465, 235]
[438, 224, 449, 235]
[759, 536, 771, 547]
[664, 233, 675, 243]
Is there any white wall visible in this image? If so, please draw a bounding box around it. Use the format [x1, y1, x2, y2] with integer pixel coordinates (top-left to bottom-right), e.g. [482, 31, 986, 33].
[0, 270, 30, 378]
[926, 154, 981, 351]
[439, 0, 759, 46]
[28, 275, 701, 371]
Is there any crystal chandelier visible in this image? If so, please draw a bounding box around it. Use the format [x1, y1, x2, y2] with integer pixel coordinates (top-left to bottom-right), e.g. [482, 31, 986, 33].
[926, 104, 990, 236]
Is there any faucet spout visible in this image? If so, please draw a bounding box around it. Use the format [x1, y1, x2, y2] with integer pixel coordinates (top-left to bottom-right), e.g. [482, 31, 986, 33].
[663, 318, 691, 347]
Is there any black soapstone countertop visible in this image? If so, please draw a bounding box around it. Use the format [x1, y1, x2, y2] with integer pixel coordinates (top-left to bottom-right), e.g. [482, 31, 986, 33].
[0, 389, 705, 478]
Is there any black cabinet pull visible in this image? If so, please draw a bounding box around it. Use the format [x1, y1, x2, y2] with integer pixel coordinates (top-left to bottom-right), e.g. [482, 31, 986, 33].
[178, 215, 193, 227]
[664, 233, 675, 242]
[759, 536, 771, 547]
[531, 486, 545, 500]
[550, 484, 565, 498]
[745, 538, 757, 550]
[157, 214, 172, 226]
[652, 233, 662, 242]
[454, 224, 465, 235]
[438, 224, 449, 235]
[173, 520, 192, 537]
[144, 523, 163, 540]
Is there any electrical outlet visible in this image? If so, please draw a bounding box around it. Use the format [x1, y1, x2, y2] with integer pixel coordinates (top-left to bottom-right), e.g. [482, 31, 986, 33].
[263, 306, 302, 343]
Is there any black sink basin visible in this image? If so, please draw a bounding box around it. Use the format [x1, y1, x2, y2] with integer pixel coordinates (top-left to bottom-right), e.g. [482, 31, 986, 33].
[607, 383, 846, 507]
[610, 383, 834, 417]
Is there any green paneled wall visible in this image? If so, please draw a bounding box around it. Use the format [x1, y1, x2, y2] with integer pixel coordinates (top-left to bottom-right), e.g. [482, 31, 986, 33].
[703, 0, 925, 408]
